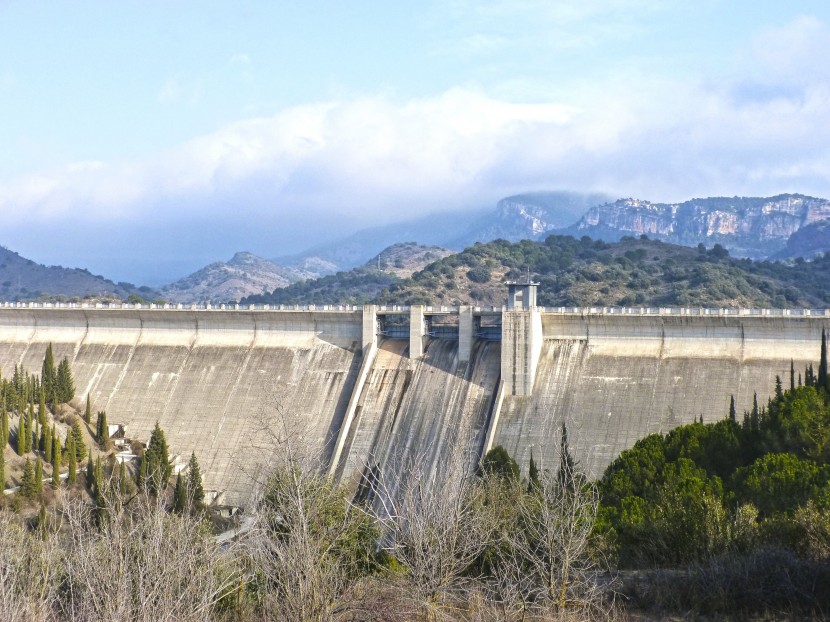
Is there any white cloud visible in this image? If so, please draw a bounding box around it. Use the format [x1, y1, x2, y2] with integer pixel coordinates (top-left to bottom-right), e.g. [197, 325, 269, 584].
[3, 14, 830, 272]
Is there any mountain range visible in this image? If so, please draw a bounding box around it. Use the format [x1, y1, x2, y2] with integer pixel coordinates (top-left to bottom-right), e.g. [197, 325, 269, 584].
[2, 191, 830, 303]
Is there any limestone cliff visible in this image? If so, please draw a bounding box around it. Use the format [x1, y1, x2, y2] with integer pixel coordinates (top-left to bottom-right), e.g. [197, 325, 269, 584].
[570, 194, 830, 258]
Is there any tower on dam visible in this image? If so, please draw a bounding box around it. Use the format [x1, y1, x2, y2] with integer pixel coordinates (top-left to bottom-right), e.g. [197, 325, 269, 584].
[0, 297, 827, 508]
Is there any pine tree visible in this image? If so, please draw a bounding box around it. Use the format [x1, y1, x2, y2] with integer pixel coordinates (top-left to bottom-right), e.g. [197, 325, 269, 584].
[173, 473, 187, 514]
[66, 432, 77, 487]
[528, 449, 540, 493]
[84, 393, 91, 424]
[16, 412, 26, 456]
[20, 458, 35, 499]
[729, 395, 737, 422]
[1, 408, 8, 447]
[96, 410, 108, 445]
[56, 357, 74, 404]
[0, 448, 5, 491]
[775, 376, 784, 401]
[187, 452, 205, 510]
[34, 456, 43, 494]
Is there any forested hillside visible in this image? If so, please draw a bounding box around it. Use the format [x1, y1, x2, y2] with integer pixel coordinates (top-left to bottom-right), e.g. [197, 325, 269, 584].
[245, 235, 830, 308]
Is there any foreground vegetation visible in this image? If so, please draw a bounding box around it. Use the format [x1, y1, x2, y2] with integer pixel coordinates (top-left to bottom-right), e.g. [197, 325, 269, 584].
[4, 339, 830, 620]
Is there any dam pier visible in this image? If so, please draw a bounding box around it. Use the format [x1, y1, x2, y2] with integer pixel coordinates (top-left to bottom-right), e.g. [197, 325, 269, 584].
[1, 289, 826, 507]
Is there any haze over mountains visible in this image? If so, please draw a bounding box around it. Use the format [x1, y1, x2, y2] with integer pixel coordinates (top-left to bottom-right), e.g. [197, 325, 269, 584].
[2, 191, 830, 304]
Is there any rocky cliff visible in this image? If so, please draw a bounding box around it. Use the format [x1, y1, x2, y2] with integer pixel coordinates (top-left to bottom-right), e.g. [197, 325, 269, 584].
[570, 194, 830, 258]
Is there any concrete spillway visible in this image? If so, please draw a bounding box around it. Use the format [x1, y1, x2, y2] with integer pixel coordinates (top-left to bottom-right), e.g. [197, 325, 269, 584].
[333, 338, 501, 495]
[1, 304, 827, 505]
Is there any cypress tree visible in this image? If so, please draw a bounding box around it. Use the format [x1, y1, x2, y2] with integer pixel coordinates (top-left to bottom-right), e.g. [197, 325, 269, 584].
[94, 457, 104, 495]
[775, 376, 784, 401]
[24, 405, 33, 454]
[41, 344, 56, 401]
[1, 408, 8, 447]
[52, 429, 62, 484]
[0, 447, 5, 491]
[145, 422, 172, 495]
[790, 359, 796, 392]
[187, 452, 205, 510]
[557, 421, 576, 492]
[137, 453, 147, 490]
[528, 449, 540, 493]
[38, 388, 47, 427]
[820, 328, 828, 391]
[84, 393, 91, 424]
[34, 456, 43, 494]
[21, 458, 35, 498]
[96, 410, 108, 445]
[70, 420, 86, 463]
[729, 395, 737, 422]
[16, 413, 26, 456]
[118, 461, 127, 496]
[44, 424, 52, 463]
[66, 432, 77, 486]
[173, 473, 187, 514]
[86, 456, 95, 491]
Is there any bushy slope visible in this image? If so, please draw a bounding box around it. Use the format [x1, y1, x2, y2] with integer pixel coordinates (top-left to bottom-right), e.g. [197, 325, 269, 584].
[244, 235, 830, 308]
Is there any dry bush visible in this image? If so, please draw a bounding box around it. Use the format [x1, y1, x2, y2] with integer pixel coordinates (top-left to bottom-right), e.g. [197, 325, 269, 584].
[0, 511, 60, 622]
[371, 444, 495, 621]
[58, 491, 240, 622]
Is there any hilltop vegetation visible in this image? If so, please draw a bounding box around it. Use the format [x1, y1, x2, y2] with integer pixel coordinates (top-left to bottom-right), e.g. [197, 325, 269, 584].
[246, 235, 830, 308]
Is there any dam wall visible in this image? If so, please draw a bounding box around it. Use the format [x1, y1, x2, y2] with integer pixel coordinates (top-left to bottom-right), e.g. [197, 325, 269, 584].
[1, 303, 827, 505]
[0, 307, 364, 507]
[493, 312, 829, 480]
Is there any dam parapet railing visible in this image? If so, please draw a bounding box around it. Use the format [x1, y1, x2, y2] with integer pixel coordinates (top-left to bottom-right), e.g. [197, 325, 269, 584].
[1, 301, 830, 318]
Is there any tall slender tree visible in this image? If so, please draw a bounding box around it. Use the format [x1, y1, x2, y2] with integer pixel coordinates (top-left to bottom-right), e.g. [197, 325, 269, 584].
[34, 456, 44, 494]
[84, 393, 92, 424]
[0, 447, 5, 491]
[51, 427, 62, 488]
[557, 421, 576, 492]
[16, 412, 26, 456]
[66, 432, 77, 486]
[790, 359, 796, 392]
[729, 395, 737, 422]
[41, 344, 56, 400]
[20, 458, 35, 498]
[187, 452, 205, 510]
[96, 410, 108, 445]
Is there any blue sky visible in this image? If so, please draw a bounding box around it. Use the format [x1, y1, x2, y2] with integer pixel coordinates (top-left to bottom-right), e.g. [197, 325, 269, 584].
[2, 1, 830, 283]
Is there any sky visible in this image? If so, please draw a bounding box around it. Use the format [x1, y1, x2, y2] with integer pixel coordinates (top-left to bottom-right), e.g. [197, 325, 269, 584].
[2, 1, 830, 284]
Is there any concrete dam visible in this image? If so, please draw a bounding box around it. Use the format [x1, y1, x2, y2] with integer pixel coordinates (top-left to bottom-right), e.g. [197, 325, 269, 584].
[0, 289, 826, 507]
